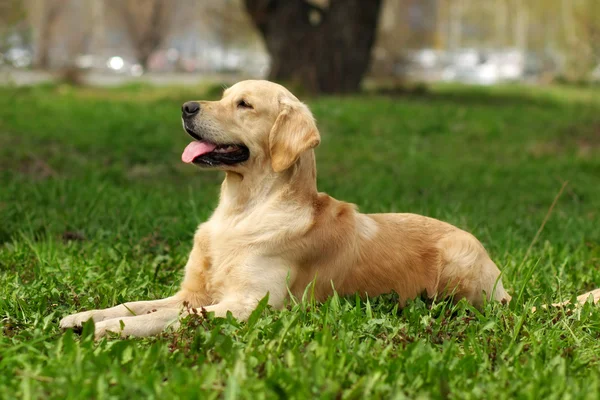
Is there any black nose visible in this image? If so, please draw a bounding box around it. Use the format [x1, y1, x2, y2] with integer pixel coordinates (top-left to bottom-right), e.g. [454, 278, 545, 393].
[182, 101, 200, 117]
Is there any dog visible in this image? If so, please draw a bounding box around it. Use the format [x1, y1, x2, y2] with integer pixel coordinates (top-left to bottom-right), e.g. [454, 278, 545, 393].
[60, 80, 600, 338]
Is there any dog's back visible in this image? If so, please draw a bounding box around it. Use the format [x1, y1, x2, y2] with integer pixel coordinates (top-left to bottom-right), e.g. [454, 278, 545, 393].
[289, 194, 510, 307]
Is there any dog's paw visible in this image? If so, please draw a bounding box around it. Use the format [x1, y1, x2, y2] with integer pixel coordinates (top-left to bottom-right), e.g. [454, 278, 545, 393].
[59, 311, 97, 329]
[93, 319, 126, 340]
[92, 310, 182, 339]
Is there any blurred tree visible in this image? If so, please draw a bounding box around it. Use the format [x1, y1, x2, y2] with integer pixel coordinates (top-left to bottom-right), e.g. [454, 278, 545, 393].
[112, 0, 174, 70]
[244, 0, 383, 93]
[0, 0, 26, 51]
[26, 0, 66, 69]
[204, 1, 258, 50]
[513, 0, 529, 52]
[447, 0, 463, 50]
[579, 1, 600, 64]
[565, 0, 600, 80]
[0, 0, 25, 30]
[89, 0, 105, 56]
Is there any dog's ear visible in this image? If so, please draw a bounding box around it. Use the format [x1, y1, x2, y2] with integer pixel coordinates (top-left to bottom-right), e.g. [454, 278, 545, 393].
[269, 99, 321, 173]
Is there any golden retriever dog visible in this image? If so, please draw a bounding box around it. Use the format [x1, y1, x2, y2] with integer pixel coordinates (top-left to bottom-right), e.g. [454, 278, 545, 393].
[60, 80, 600, 338]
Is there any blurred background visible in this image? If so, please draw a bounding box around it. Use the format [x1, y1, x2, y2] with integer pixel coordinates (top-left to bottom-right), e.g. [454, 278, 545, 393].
[1, 0, 599, 92]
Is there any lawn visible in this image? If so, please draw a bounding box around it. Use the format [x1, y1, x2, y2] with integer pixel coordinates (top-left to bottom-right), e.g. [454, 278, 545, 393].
[1, 81, 600, 399]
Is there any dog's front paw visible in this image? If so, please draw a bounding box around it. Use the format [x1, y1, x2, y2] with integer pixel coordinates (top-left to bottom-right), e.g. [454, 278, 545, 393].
[59, 310, 97, 329]
[93, 319, 126, 340]
[93, 310, 182, 339]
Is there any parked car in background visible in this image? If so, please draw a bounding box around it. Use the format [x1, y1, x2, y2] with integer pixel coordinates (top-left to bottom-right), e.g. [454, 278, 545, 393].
[396, 48, 526, 85]
[446, 49, 525, 85]
[592, 65, 600, 82]
[1, 47, 33, 68]
[75, 54, 144, 77]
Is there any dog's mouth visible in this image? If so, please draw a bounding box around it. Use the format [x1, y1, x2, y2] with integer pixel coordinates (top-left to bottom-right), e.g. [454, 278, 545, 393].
[182, 128, 249, 167]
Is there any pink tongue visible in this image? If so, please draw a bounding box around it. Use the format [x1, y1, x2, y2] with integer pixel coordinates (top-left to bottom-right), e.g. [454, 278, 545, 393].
[182, 141, 217, 163]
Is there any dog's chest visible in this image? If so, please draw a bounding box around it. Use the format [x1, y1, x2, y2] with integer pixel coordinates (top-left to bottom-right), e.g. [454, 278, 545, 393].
[204, 200, 313, 280]
[210, 199, 312, 246]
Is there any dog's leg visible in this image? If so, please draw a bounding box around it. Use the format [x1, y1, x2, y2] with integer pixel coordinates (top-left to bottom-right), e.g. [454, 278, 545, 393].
[60, 230, 212, 332]
[59, 296, 184, 329]
[92, 308, 183, 339]
[531, 288, 600, 312]
[573, 288, 600, 304]
[91, 258, 290, 339]
[200, 257, 293, 321]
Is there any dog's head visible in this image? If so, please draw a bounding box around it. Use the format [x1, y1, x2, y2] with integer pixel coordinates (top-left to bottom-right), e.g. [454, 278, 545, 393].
[181, 80, 320, 173]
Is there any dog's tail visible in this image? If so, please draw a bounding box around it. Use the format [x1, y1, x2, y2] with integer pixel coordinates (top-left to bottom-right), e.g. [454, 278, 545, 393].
[532, 288, 600, 312]
[516, 182, 600, 312]
[556, 288, 600, 307]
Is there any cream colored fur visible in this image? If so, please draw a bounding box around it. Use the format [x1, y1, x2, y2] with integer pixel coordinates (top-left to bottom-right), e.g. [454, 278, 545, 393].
[59, 80, 600, 339]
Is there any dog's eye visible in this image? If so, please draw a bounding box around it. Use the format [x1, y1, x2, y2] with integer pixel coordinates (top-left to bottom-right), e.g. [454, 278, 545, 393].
[237, 100, 253, 109]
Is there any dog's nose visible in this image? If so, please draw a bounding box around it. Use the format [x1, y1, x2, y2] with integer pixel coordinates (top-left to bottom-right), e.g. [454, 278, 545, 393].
[182, 101, 200, 117]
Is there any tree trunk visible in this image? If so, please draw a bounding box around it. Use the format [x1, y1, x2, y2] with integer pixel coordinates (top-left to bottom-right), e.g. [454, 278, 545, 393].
[448, 0, 463, 50]
[27, 0, 64, 69]
[435, 0, 448, 50]
[115, 0, 172, 70]
[495, 0, 508, 48]
[514, 0, 528, 51]
[244, 0, 382, 94]
[37, 20, 52, 69]
[89, 0, 105, 55]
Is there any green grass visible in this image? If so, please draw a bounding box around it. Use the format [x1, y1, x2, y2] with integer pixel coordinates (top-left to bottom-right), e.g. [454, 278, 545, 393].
[1, 82, 600, 399]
